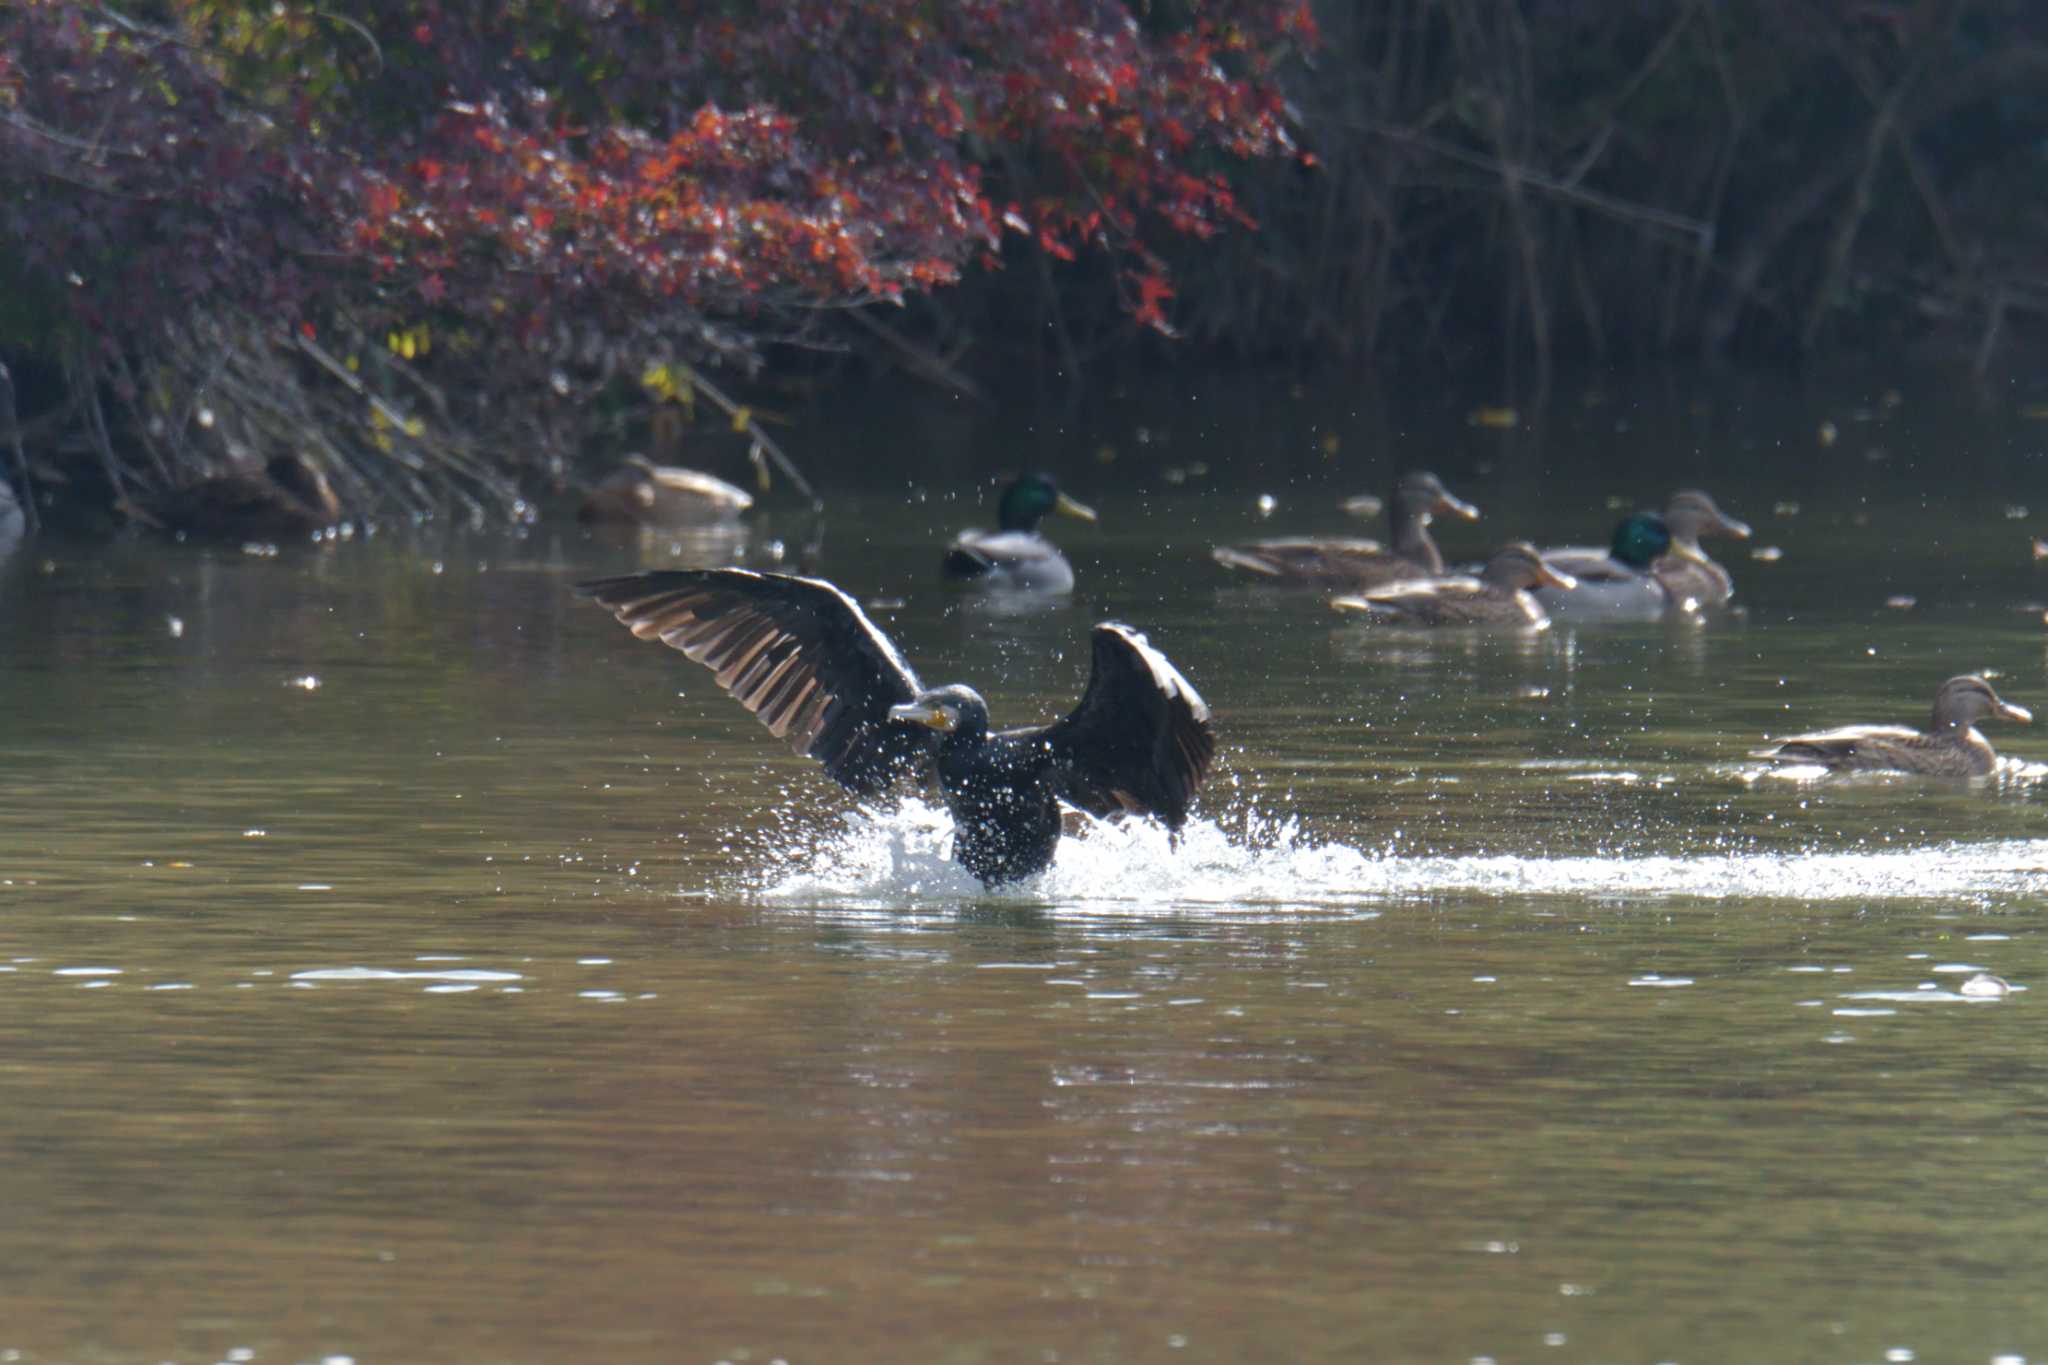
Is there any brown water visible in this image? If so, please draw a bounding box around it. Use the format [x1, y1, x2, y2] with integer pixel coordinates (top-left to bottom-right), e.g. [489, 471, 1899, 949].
[5, 381, 2048, 1363]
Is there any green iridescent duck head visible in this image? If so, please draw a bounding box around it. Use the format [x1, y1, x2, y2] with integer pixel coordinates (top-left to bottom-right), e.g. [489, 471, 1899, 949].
[997, 473, 1097, 533]
[1608, 512, 1675, 570]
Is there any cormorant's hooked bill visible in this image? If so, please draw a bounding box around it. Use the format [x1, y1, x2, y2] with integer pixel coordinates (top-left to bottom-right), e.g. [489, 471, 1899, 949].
[578, 569, 1215, 886]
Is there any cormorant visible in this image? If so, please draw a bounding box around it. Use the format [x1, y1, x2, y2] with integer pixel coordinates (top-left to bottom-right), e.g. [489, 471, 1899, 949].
[942, 473, 1098, 594]
[579, 569, 1214, 886]
[1212, 470, 1480, 589]
[1754, 674, 2031, 777]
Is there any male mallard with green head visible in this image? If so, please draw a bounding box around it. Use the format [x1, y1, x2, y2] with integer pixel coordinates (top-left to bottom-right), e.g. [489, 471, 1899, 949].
[1755, 674, 2031, 777]
[1538, 512, 1686, 622]
[1213, 470, 1480, 590]
[943, 472, 1098, 594]
[1331, 541, 1575, 629]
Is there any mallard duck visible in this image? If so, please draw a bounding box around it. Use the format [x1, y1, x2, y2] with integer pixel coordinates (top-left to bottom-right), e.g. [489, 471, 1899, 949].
[1331, 541, 1575, 628]
[942, 472, 1098, 594]
[1538, 513, 1683, 622]
[580, 569, 1213, 886]
[1754, 674, 2032, 776]
[1213, 470, 1480, 589]
[131, 453, 342, 541]
[1652, 489, 1750, 607]
[579, 454, 754, 526]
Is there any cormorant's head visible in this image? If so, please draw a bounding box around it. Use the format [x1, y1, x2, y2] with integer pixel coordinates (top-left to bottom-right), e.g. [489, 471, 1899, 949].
[889, 684, 991, 737]
[1480, 542, 1576, 593]
[998, 473, 1097, 533]
[1663, 490, 1750, 551]
[1608, 512, 1674, 569]
[1393, 470, 1480, 527]
[1931, 675, 2032, 731]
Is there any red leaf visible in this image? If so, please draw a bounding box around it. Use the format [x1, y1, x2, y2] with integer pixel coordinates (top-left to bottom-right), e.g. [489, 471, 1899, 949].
[1132, 272, 1175, 331]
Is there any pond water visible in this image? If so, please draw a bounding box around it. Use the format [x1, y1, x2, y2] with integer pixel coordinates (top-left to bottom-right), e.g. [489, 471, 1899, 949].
[5, 377, 2048, 1363]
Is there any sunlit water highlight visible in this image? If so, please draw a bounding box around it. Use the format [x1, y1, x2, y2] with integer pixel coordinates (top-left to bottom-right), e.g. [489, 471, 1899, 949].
[753, 798, 2048, 911]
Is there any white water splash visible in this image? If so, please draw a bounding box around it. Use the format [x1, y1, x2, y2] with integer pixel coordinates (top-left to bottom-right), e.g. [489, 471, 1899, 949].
[747, 798, 2048, 913]
[753, 799, 1380, 912]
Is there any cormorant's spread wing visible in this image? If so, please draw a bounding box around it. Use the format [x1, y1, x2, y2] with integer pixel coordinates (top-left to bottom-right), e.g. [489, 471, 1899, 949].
[1039, 624, 1214, 829]
[579, 569, 935, 795]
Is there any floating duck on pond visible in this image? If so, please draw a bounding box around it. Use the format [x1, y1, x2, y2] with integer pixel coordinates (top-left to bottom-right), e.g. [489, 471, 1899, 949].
[1212, 470, 1480, 590]
[1331, 542, 1575, 629]
[578, 453, 754, 527]
[129, 453, 342, 541]
[1653, 489, 1751, 607]
[1537, 513, 1684, 622]
[1754, 674, 2031, 777]
[942, 473, 1098, 594]
[579, 569, 1213, 887]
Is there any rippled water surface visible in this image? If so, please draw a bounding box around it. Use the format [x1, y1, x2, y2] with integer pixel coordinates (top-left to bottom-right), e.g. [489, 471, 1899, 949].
[6, 383, 2048, 1362]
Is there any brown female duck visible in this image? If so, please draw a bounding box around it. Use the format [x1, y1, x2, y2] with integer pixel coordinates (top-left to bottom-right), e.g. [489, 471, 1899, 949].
[132, 453, 342, 541]
[1651, 489, 1750, 607]
[1330, 541, 1575, 629]
[579, 454, 754, 526]
[1754, 674, 2032, 777]
[1213, 471, 1479, 590]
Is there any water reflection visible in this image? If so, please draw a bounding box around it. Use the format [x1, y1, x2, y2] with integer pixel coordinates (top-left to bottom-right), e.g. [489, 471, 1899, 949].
[575, 503, 829, 575]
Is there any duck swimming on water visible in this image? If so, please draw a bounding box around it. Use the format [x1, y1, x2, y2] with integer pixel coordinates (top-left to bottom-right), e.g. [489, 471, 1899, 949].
[1537, 513, 1682, 622]
[1754, 674, 2031, 777]
[943, 473, 1098, 594]
[1212, 471, 1480, 590]
[1652, 489, 1750, 607]
[579, 454, 755, 527]
[129, 453, 342, 541]
[1331, 542, 1575, 629]
[579, 569, 1214, 886]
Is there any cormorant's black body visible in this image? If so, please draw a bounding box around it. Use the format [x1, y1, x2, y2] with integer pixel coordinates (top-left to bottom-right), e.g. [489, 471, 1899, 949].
[932, 716, 1066, 886]
[579, 569, 1213, 886]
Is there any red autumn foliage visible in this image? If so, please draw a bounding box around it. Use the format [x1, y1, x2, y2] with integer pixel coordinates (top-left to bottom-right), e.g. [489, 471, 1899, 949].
[0, 0, 1313, 365]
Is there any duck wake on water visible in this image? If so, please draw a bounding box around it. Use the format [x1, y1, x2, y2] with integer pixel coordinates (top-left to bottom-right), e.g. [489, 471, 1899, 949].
[739, 797, 2048, 914]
